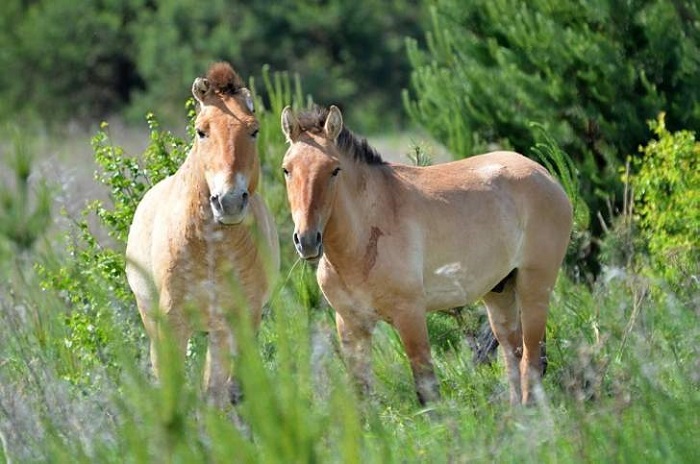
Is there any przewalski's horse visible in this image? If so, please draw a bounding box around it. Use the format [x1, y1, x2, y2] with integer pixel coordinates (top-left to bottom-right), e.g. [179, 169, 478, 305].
[280, 105, 572, 406]
[126, 62, 279, 407]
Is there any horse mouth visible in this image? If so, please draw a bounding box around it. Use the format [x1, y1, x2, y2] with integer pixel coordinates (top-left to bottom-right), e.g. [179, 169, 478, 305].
[211, 202, 248, 225]
[298, 244, 323, 262]
[215, 215, 244, 225]
[210, 190, 249, 225]
[213, 208, 247, 225]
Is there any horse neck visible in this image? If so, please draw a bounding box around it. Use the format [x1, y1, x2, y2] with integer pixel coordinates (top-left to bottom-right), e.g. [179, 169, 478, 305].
[323, 161, 389, 260]
[175, 147, 214, 228]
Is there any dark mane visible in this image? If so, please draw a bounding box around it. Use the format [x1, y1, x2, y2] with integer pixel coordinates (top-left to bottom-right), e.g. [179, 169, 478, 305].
[206, 62, 244, 96]
[296, 106, 386, 166]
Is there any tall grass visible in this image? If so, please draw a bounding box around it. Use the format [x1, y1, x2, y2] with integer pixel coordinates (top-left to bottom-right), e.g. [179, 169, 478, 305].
[3, 249, 697, 462]
[0, 70, 698, 463]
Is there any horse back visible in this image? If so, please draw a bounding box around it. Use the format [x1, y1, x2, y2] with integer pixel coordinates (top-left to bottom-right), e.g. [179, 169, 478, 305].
[389, 151, 572, 306]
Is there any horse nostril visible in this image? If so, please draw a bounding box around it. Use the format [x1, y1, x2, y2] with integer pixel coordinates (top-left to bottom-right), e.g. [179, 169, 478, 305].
[316, 231, 322, 244]
[293, 232, 300, 245]
[210, 194, 219, 203]
[242, 191, 249, 201]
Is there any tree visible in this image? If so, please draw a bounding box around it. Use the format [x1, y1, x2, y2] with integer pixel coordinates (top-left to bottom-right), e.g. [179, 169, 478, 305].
[130, 0, 426, 130]
[0, 0, 144, 121]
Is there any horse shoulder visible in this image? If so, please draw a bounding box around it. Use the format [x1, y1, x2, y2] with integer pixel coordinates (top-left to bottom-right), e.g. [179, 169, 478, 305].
[317, 258, 379, 322]
[126, 176, 178, 311]
[127, 176, 184, 280]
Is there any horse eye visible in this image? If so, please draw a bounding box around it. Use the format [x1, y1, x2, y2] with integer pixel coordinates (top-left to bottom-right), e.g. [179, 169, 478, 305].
[331, 167, 341, 177]
[196, 129, 206, 139]
[251, 129, 259, 138]
[282, 167, 290, 177]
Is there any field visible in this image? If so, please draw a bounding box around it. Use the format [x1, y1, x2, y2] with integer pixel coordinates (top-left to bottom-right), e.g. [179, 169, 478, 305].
[1, 87, 698, 464]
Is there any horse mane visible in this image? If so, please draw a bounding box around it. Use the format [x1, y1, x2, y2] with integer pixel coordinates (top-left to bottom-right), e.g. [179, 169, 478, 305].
[206, 62, 245, 96]
[296, 106, 386, 166]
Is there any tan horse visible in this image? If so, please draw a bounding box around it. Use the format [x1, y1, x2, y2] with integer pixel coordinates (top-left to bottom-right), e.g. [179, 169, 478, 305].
[126, 62, 279, 407]
[280, 105, 572, 406]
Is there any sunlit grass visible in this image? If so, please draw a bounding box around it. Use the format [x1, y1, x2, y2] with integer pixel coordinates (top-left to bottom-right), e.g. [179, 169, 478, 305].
[1, 229, 699, 462]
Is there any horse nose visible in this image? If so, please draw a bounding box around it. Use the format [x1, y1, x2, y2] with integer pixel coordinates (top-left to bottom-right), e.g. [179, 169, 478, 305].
[293, 230, 323, 259]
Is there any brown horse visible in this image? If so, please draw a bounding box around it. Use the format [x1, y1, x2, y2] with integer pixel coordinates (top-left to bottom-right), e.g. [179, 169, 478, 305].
[280, 105, 572, 406]
[126, 62, 279, 407]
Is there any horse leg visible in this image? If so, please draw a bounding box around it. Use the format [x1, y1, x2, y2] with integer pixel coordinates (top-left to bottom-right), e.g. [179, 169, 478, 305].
[335, 312, 375, 398]
[204, 328, 238, 407]
[515, 267, 555, 405]
[150, 314, 190, 385]
[483, 277, 523, 405]
[393, 309, 439, 405]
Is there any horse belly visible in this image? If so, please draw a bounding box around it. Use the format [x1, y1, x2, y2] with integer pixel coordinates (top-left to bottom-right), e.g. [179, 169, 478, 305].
[421, 223, 522, 311]
[423, 265, 498, 311]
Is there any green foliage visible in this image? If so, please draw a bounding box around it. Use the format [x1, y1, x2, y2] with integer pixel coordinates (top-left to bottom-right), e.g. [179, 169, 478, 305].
[0, 0, 144, 121]
[130, 0, 425, 130]
[530, 123, 590, 231]
[0, 0, 425, 131]
[404, 0, 700, 256]
[1, 124, 699, 464]
[91, 105, 193, 243]
[406, 140, 434, 167]
[630, 113, 700, 297]
[0, 128, 52, 252]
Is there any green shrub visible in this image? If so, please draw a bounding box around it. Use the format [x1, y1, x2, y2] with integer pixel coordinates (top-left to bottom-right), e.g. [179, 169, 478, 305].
[630, 113, 699, 299]
[0, 0, 425, 130]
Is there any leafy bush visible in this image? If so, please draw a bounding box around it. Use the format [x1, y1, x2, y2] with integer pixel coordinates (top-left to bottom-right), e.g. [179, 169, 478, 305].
[129, 0, 426, 130]
[629, 113, 699, 299]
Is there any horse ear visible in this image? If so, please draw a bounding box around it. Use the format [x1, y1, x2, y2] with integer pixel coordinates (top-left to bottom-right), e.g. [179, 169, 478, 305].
[241, 88, 255, 113]
[324, 105, 343, 141]
[281, 106, 300, 143]
[192, 77, 210, 104]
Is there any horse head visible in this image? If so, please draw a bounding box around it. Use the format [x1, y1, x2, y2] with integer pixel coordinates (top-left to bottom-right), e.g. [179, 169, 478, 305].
[280, 105, 345, 260]
[192, 62, 260, 225]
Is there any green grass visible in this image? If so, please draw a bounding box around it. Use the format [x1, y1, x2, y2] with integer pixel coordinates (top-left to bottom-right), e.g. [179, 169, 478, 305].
[1, 239, 698, 462]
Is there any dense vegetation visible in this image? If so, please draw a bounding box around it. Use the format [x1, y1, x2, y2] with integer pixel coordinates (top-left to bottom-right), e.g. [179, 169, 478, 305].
[0, 0, 424, 131]
[1, 0, 698, 462]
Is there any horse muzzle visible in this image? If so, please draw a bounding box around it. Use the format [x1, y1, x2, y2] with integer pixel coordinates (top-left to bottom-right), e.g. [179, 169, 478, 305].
[293, 230, 323, 260]
[210, 189, 249, 225]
